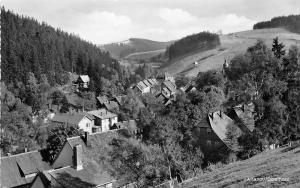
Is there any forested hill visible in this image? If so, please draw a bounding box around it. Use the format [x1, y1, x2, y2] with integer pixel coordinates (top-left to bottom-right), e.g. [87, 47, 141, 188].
[253, 14, 300, 34]
[101, 38, 173, 59]
[166, 32, 220, 60]
[1, 8, 123, 91]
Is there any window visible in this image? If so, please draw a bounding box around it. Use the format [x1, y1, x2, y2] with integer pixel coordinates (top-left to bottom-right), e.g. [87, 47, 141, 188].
[86, 123, 89, 127]
[207, 140, 212, 146]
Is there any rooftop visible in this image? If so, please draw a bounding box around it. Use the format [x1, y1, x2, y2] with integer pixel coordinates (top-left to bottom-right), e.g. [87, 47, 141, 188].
[208, 111, 242, 151]
[78, 75, 90, 83]
[87, 109, 117, 119]
[51, 130, 127, 187]
[1, 150, 51, 188]
[51, 113, 93, 125]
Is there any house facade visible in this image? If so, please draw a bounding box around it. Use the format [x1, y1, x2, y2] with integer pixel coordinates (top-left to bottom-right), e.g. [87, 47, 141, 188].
[133, 78, 158, 94]
[75, 75, 90, 89]
[87, 109, 118, 132]
[51, 113, 95, 133]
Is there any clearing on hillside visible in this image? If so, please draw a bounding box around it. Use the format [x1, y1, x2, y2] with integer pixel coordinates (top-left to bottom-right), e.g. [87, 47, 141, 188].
[179, 144, 300, 188]
[163, 28, 300, 77]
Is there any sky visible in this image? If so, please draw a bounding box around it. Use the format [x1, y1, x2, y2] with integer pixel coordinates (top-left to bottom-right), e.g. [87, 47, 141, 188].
[2, 0, 300, 44]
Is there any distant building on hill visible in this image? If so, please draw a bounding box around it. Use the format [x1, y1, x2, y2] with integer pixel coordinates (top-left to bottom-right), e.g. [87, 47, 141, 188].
[157, 72, 175, 83]
[75, 75, 90, 90]
[161, 80, 177, 98]
[133, 78, 159, 94]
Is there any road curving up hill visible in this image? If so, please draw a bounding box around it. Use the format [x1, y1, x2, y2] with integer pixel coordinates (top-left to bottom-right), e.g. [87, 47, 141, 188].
[163, 28, 300, 77]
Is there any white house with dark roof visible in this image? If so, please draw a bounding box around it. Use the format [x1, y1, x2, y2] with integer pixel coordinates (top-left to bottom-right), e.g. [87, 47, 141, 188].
[75, 75, 90, 89]
[133, 78, 159, 94]
[87, 109, 118, 132]
[161, 80, 177, 98]
[51, 113, 95, 133]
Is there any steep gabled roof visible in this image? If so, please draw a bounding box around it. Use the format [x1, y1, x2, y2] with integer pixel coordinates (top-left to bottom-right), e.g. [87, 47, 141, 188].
[208, 111, 242, 151]
[87, 109, 117, 120]
[143, 79, 152, 87]
[50, 130, 124, 187]
[78, 75, 90, 83]
[51, 113, 92, 125]
[163, 80, 177, 94]
[96, 95, 109, 105]
[103, 101, 119, 111]
[136, 81, 148, 91]
[1, 151, 51, 188]
[111, 95, 125, 105]
[233, 103, 255, 132]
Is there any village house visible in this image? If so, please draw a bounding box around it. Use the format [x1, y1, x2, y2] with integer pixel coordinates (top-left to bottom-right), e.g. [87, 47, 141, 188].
[180, 81, 197, 93]
[193, 110, 243, 156]
[87, 109, 118, 132]
[51, 113, 95, 133]
[161, 80, 177, 98]
[50, 130, 134, 188]
[1, 151, 51, 188]
[157, 72, 175, 83]
[96, 95, 119, 111]
[133, 78, 158, 94]
[75, 75, 90, 90]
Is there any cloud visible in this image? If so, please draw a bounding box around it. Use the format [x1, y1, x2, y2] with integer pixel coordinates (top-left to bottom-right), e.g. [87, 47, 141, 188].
[69, 11, 134, 43]
[158, 8, 197, 25]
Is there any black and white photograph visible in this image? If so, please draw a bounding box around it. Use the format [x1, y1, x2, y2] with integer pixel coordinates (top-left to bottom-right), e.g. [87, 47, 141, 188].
[0, 0, 300, 187]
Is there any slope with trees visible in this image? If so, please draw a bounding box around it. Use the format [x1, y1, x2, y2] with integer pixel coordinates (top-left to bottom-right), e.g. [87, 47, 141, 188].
[166, 32, 220, 60]
[253, 14, 300, 34]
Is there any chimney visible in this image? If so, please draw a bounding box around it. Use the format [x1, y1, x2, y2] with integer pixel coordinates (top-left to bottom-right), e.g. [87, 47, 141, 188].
[83, 132, 91, 147]
[73, 145, 83, 171]
[242, 105, 245, 112]
[219, 110, 222, 118]
[24, 147, 27, 153]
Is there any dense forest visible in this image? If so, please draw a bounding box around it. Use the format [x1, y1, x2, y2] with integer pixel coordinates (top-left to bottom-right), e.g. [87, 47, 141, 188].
[166, 32, 220, 59]
[1, 8, 151, 96]
[0, 8, 155, 154]
[253, 14, 300, 34]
